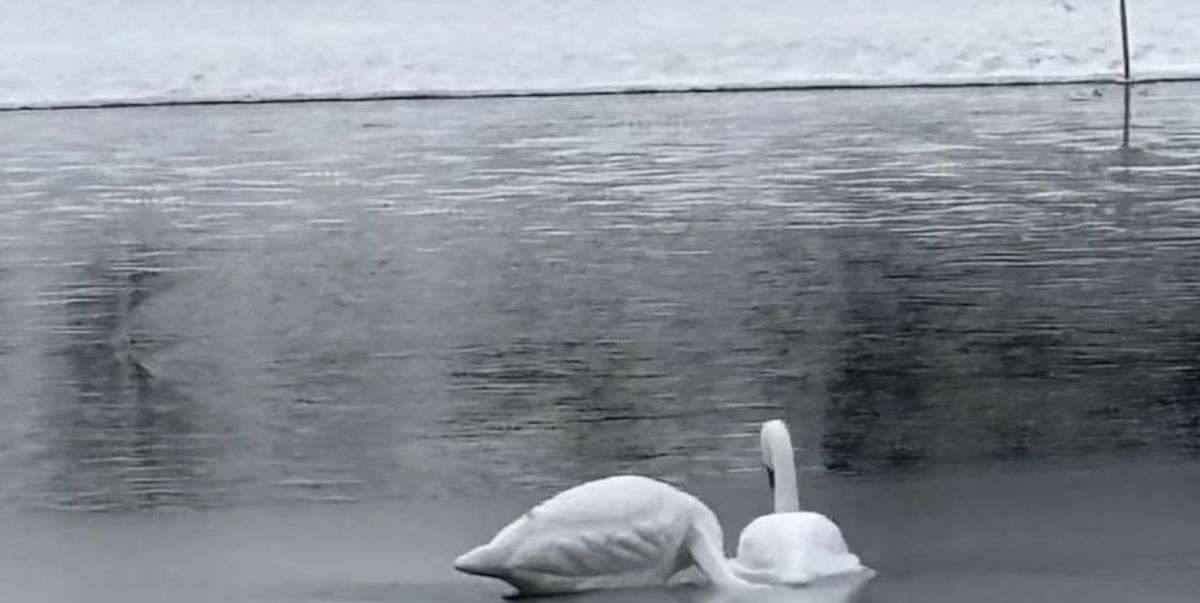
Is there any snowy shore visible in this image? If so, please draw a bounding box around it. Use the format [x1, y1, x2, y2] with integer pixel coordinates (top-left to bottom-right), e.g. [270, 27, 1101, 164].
[2, 0, 1199, 109]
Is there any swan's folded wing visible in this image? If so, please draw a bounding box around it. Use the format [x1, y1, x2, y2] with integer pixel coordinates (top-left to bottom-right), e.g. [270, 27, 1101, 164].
[511, 521, 674, 577]
[462, 476, 698, 583]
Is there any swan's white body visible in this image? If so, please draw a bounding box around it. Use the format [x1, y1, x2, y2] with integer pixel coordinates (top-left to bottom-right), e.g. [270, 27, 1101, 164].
[733, 512, 864, 584]
[454, 475, 753, 596]
[731, 420, 867, 585]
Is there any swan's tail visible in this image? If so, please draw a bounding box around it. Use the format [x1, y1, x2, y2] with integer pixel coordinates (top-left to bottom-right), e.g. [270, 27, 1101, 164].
[454, 544, 507, 578]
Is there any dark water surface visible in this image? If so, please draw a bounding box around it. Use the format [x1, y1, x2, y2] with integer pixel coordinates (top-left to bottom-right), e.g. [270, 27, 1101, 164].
[3, 84, 1200, 602]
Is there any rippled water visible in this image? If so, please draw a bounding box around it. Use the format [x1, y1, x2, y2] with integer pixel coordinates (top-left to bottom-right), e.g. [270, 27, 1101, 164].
[4, 85, 1200, 514]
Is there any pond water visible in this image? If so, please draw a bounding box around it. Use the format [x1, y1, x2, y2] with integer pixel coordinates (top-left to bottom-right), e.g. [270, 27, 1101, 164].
[2, 83, 1200, 602]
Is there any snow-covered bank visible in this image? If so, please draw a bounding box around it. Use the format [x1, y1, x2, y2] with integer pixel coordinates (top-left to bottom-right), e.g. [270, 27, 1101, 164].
[2, 0, 1199, 109]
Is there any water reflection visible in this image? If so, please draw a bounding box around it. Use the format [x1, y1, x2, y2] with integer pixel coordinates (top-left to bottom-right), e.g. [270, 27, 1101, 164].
[563, 573, 873, 603]
[39, 244, 216, 510]
[2, 84, 1200, 510]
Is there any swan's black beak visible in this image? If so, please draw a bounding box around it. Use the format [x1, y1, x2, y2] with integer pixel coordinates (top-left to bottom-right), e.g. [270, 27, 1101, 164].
[766, 467, 775, 491]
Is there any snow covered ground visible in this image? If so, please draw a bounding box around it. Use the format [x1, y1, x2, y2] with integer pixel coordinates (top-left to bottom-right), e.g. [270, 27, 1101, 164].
[1, 0, 1199, 108]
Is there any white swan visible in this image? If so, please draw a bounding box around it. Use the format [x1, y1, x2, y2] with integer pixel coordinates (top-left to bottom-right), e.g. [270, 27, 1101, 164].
[730, 420, 868, 584]
[454, 475, 757, 596]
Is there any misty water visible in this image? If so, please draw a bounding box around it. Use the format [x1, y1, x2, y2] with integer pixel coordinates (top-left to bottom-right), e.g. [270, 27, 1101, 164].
[2, 84, 1200, 602]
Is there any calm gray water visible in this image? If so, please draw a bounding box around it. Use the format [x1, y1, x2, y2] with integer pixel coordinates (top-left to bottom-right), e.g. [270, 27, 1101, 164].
[2, 84, 1200, 602]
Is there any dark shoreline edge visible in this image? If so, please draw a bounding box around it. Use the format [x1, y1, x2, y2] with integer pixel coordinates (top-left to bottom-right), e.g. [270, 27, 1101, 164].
[4, 75, 1197, 114]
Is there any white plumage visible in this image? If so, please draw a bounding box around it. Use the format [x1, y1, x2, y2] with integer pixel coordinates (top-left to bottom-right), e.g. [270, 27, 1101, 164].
[730, 420, 869, 584]
[454, 420, 871, 595]
[454, 475, 755, 596]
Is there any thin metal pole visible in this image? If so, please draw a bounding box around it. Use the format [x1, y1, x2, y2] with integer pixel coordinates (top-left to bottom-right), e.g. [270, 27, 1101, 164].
[1119, 0, 1131, 83]
[1119, 0, 1132, 147]
[1123, 81, 1132, 148]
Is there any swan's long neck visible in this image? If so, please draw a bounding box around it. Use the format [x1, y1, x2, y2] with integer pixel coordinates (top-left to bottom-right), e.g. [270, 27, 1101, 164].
[763, 421, 800, 513]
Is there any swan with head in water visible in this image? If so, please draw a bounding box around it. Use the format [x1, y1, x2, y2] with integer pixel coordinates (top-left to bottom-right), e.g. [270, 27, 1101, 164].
[454, 475, 758, 596]
[729, 420, 868, 584]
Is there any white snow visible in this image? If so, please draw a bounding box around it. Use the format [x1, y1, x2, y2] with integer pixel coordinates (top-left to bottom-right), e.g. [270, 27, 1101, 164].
[1, 0, 1199, 109]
